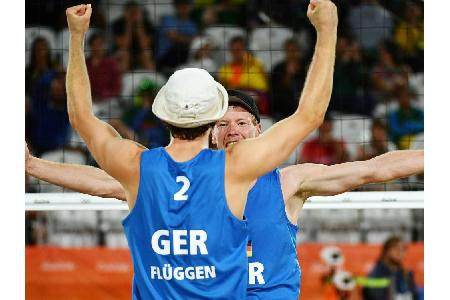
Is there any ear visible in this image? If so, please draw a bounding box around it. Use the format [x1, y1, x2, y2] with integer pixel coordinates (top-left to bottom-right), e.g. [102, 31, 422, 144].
[256, 123, 262, 135]
[211, 129, 217, 146]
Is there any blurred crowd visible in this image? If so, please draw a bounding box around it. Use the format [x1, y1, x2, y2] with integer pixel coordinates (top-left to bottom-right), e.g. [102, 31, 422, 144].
[25, 0, 424, 192]
[319, 236, 422, 300]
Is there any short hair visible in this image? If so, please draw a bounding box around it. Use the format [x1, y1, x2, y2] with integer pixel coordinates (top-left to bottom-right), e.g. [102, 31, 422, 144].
[372, 118, 387, 131]
[125, 1, 139, 9]
[88, 32, 105, 46]
[284, 38, 300, 49]
[166, 123, 215, 140]
[229, 35, 246, 47]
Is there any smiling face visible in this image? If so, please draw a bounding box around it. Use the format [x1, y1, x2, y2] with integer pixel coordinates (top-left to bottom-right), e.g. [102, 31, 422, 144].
[212, 106, 261, 149]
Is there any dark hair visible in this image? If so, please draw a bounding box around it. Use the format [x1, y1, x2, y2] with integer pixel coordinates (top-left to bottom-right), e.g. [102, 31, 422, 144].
[166, 123, 214, 140]
[284, 38, 300, 49]
[27, 37, 52, 70]
[372, 118, 387, 131]
[125, 1, 139, 9]
[88, 32, 105, 46]
[379, 236, 402, 261]
[229, 35, 246, 47]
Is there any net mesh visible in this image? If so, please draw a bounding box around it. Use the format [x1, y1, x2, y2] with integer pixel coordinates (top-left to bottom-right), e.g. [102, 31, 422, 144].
[25, 1, 424, 298]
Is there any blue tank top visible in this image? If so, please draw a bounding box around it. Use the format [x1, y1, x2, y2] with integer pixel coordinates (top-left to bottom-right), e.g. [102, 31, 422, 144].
[245, 169, 301, 299]
[122, 148, 248, 300]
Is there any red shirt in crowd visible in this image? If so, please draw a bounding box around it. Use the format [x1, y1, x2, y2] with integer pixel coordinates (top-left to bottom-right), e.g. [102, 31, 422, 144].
[300, 138, 348, 165]
[87, 57, 121, 102]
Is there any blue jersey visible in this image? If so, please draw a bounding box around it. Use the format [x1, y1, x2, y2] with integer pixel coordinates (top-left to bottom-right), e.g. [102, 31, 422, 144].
[123, 148, 248, 300]
[245, 169, 301, 299]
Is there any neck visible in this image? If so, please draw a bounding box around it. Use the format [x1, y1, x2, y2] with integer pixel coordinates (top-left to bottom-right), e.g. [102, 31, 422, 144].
[165, 135, 210, 162]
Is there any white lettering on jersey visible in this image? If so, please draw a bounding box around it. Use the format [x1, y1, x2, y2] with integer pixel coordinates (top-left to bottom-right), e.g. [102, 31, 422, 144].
[151, 230, 170, 255]
[173, 230, 188, 255]
[249, 262, 265, 285]
[150, 265, 216, 280]
[190, 230, 208, 255]
[151, 230, 208, 255]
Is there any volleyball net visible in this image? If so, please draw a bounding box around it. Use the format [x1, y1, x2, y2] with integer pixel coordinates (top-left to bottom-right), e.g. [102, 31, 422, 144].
[25, 191, 424, 211]
[25, 1, 424, 299]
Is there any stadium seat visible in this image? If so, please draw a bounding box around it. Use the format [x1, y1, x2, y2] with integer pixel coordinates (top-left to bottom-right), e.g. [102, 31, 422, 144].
[249, 26, 294, 71]
[144, 2, 175, 24]
[367, 230, 412, 244]
[204, 26, 246, 66]
[104, 3, 125, 25]
[120, 71, 167, 99]
[26, 26, 57, 51]
[106, 232, 129, 248]
[56, 27, 100, 67]
[331, 114, 372, 160]
[316, 230, 361, 244]
[409, 72, 424, 109]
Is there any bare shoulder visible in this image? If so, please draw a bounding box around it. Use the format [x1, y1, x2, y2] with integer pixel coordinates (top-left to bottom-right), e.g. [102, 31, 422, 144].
[279, 163, 326, 200]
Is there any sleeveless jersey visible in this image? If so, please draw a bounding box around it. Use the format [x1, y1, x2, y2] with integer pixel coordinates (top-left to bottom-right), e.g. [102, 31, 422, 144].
[245, 169, 301, 299]
[122, 148, 248, 300]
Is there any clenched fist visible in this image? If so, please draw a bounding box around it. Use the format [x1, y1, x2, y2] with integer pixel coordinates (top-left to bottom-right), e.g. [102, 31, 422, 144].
[66, 4, 92, 35]
[307, 0, 338, 33]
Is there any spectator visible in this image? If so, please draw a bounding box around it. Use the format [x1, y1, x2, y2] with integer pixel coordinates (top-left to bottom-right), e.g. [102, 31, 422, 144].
[357, 119, 396, 161]
[26, 37, 55, 144]
[270, 38, 307, 121]
[157, 0, 198, 71]
[393, 1, 424, 72]
[388, 83, 424, 150]
[363, 236, 419, 300]
[347, 0, 393, 57]
[194, 0, 247, 28]
[298, 116, 349, 165]
[109, 79, 169, 149]
[179, 36, 217, 74]
[26, 37, 54, 98]
[371, 41, 410, 104]
[86, 32, 122, 103]
[112, 1, 154, 71]
[218, 36, 269, 114]
[330, 35, 375, 116]
[28, 67, 71, 156]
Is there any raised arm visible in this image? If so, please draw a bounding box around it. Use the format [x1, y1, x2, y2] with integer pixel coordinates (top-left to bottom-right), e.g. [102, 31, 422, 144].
[25, 143, 126, 200]
[227, 0, 338, 182]
[282, 150, 424, 200]
[65, 5, 144, 206]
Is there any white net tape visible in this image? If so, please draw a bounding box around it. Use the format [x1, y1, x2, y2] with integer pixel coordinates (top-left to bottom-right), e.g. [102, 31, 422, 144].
[25, 191, 424, 211]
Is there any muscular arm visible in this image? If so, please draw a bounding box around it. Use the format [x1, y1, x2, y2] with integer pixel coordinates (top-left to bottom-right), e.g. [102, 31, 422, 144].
[65, 5, 144, 207]
[224, 0, 337, 218]
[282, 150, 424, 200]
[280, 150, 423, 224]
[229, 1, 337, 180]
[26, 156, 126, 201]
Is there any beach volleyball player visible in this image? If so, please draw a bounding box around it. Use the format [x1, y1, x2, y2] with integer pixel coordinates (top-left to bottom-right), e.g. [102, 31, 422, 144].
[26, 94, 424, 299]
[62, 1, 337, 298]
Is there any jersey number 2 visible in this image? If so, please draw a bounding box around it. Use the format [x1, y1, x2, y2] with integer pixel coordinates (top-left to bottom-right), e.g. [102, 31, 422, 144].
[174, 176, 190, 201]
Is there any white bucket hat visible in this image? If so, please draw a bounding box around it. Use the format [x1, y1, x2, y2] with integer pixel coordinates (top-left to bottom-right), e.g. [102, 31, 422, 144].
[152, 68, 228, 128]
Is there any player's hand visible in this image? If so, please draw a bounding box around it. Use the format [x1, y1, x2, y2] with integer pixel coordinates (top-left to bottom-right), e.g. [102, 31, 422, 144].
[307, 0, 338, 33]
[66, 4, 92, 35]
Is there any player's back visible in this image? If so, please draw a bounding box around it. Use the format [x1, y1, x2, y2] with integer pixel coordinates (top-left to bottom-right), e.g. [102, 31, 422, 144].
[246, 169, 301, 299]
[123, 147, 248, 300]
